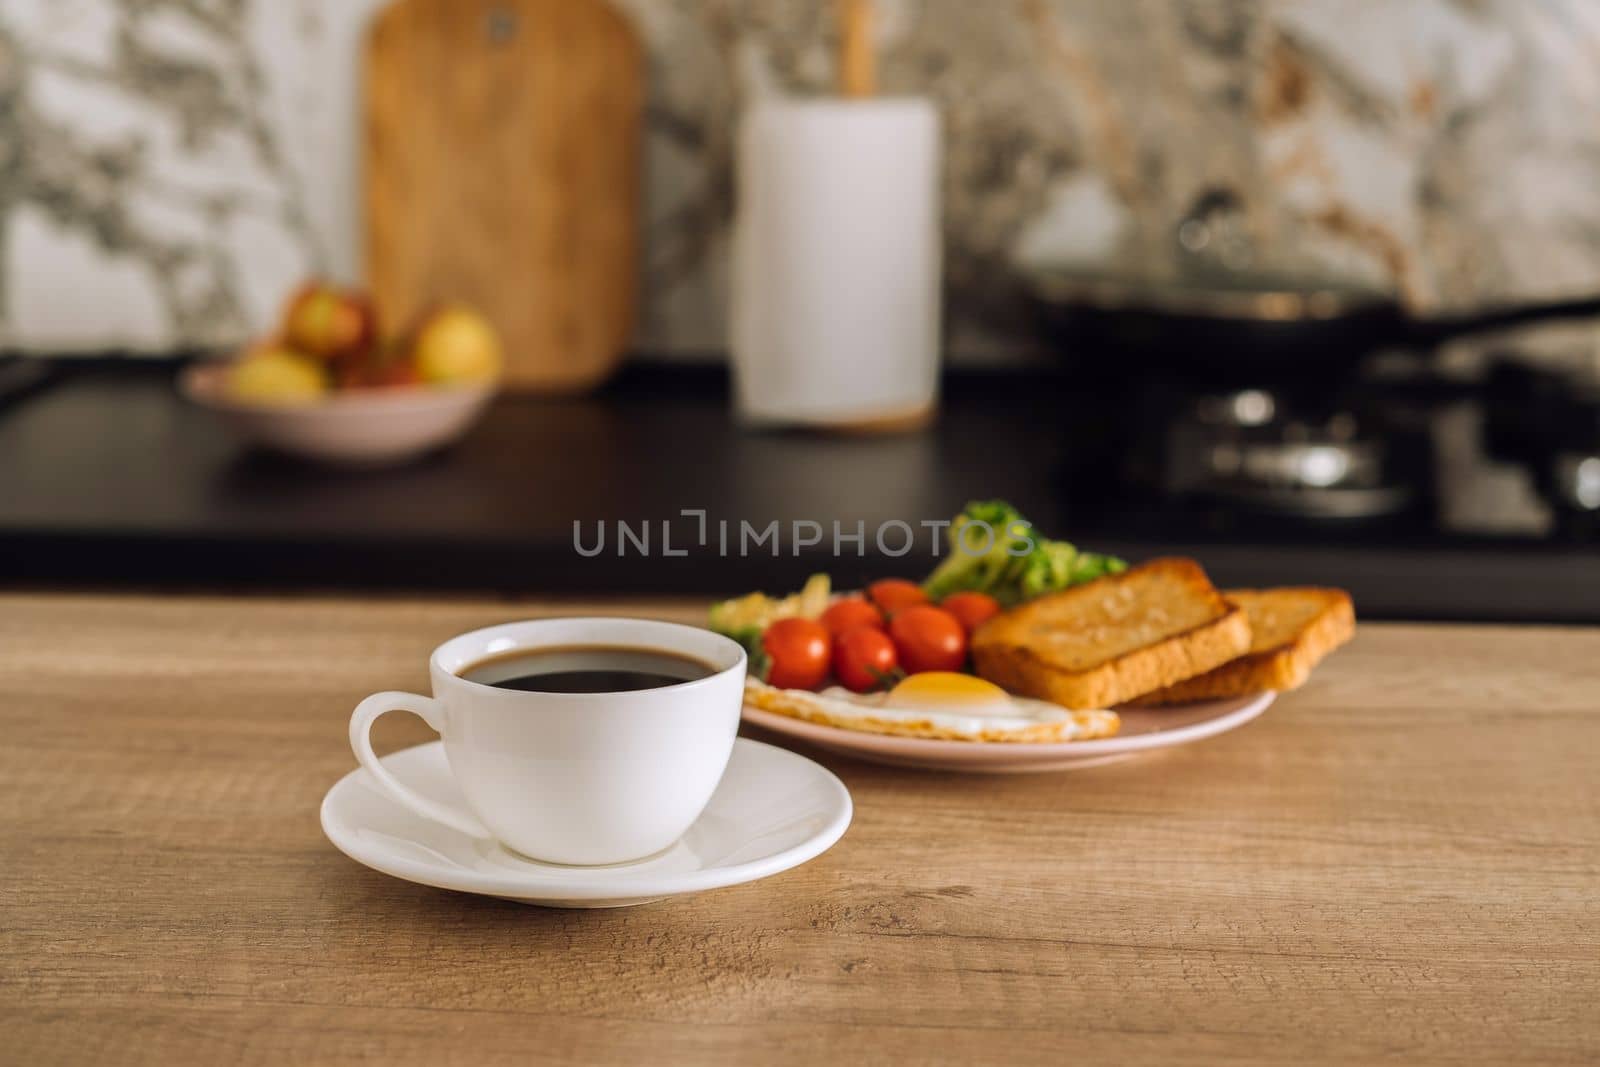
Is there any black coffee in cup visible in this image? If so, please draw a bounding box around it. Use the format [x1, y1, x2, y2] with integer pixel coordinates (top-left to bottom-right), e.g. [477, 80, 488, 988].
[460, 645, 714, 694]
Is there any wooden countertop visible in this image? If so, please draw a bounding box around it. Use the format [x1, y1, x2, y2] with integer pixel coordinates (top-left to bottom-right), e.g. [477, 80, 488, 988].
[3, 593, 1597, 1065]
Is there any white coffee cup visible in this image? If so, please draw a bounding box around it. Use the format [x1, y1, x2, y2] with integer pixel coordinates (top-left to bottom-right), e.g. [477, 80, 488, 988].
[348, 618, 747, 865]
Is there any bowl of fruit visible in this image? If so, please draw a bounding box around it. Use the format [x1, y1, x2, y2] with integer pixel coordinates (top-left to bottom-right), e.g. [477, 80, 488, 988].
[181, 281, 503, 467]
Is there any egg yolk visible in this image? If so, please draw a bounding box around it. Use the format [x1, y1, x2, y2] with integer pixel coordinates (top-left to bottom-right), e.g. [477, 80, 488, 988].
[885, 672, 1012, 711]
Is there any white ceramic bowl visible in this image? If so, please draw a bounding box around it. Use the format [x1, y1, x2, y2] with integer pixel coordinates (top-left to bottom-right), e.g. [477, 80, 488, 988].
[180, 362, 496, 467]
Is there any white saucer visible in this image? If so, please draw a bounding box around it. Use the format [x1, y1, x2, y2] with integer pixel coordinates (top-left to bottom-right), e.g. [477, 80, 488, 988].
[321, 738, 852, 908]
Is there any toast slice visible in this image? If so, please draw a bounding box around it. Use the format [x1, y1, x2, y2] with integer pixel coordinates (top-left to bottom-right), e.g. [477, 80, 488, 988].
[1131, 587, 1355, 705]
[970, 558, 1251, 709]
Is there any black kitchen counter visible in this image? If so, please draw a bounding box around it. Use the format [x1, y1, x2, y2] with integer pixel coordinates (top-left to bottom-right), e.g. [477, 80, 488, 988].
[2, 360, 1597, 622]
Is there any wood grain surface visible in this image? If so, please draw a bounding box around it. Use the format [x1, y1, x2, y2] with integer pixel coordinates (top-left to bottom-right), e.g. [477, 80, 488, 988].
[365, 0, 640, 393]
[2, 594, 1598, 1065]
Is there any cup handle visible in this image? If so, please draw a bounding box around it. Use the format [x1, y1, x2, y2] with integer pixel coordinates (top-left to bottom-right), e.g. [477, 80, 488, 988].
[349, 692, 492, 839]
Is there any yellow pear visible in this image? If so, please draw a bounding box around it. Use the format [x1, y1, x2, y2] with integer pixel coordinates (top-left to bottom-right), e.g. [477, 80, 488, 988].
[411, 306, 503, 385]
[225, 346, 328, 405]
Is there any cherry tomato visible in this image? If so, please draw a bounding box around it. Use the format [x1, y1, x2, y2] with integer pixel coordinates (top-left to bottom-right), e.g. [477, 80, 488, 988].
[941, 591, 1002, 633]
[867, 578, 929, 617]
[761, 618, 830, 690]
[833, 626, 900, 693]
[889, 605, 968, 674]
[820, 596, 884, 637]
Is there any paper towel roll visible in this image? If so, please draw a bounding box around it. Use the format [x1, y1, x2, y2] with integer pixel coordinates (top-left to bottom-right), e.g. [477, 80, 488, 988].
[731, 97, 942, 429]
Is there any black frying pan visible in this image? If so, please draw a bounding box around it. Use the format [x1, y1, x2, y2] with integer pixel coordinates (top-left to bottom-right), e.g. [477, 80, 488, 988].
[1024, 266, 1600, 388]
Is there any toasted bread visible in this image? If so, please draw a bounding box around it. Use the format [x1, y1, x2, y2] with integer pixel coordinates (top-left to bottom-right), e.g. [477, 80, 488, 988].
[970, 558, 1251, 709]
[1131, 587, 1354, 705]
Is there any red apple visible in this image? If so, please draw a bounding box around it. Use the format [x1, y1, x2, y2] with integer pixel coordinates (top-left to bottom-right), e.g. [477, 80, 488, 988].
[336, 348, 422, 390]
[279, 281, 379, 363]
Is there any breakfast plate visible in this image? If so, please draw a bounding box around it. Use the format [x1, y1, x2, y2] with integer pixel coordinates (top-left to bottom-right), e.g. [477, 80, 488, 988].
[741, 691, 1275, 773]
[321, 737, 852, 907]
[710, 500, 1347, 774]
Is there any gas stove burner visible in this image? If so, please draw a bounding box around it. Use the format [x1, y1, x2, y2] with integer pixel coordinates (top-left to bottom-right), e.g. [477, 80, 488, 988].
[1484, 359, 1600, 517]
[1207, 480, 1414, 519]
[1195, 388, 1278, 429]
[1207, 435, 1381, 490]
[1165, 392, 1416, 519]
[1553, 453, 1600, 512]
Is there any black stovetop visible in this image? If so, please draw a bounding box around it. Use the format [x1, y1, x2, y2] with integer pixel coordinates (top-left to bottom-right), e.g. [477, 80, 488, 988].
[1, 358, 1596, 622]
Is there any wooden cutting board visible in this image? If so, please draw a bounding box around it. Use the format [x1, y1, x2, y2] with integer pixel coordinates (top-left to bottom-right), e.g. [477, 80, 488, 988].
[364, 0, 641, 392]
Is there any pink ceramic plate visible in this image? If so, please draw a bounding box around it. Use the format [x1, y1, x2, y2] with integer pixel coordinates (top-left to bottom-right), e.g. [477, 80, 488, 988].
[741, 692, 1275, 773]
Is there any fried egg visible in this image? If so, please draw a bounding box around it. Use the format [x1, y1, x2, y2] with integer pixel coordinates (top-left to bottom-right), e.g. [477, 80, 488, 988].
[745, 672, 1121, 743]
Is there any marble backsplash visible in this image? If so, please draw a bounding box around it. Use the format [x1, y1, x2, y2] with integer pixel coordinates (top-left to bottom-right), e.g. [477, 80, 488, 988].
[6, 0, 1600, 366]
